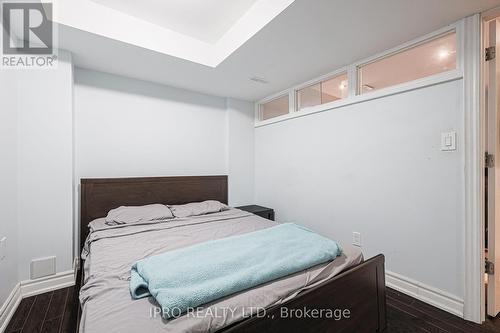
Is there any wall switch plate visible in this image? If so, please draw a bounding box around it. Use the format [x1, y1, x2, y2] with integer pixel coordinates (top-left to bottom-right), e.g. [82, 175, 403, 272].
[30, 256, 56, 279]
[441, 131, 457, 151]
[352, 232, 361, 247]
[0, 237, 6, 260]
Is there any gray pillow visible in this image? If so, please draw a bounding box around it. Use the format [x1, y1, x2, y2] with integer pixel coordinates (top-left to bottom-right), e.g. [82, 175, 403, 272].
[105, 204, 173, 224]
[169, 200, 228, 218]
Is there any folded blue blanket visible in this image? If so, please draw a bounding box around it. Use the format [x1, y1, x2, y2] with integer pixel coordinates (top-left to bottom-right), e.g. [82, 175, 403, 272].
[130, 223, 342, 318]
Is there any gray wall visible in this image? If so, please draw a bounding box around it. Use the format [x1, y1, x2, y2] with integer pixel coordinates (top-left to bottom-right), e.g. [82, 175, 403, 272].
[0, 70, 19, 306]
[255, 79, 465, 299]
[16, 51, 74, 281]
[73, 69, 256, 250]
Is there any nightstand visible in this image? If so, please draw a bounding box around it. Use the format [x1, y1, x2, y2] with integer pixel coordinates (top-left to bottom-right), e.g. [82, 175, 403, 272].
[236, 205, 275, 221]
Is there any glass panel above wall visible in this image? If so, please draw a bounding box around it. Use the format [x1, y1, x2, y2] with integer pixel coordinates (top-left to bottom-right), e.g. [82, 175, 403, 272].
[321, 74, 349, 103]
[358, 31, 457, 94]
[255, 24, 461, 126]
[297, 83, 321, 110]
[296, 73, 348, 111]
[260, 94, 289, 120]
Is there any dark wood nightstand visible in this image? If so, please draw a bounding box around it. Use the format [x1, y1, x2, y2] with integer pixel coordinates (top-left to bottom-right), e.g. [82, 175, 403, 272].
[236, 205, 275, 221]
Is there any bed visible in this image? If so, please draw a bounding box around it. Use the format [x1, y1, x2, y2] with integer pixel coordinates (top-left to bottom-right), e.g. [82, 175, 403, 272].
[78, 176, 386, 333]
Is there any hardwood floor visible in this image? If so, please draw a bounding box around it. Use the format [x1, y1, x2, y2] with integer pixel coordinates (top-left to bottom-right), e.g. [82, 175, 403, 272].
[5, 286, 500, 333]
[5, 286, 79, 333]
[385, 288, 500, 333]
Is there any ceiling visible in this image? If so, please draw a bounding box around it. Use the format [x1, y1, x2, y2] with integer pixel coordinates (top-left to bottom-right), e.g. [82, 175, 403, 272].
[90, 0, 259, 44]
[50, 0, 294, 67]
[51, 0, 500, 101]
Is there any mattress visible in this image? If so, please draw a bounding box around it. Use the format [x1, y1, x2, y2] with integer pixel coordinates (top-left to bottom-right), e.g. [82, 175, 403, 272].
[80, 208, 363, 333]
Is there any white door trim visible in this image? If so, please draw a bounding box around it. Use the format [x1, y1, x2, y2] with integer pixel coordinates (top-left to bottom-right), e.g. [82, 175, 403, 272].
[463, 13, 484, 324]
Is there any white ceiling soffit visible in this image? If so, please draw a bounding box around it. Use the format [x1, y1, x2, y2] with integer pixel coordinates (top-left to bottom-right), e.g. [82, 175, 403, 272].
[54, 0, 500, 101]
[90, 0, 259, 44]
[54, 0, 295, 67]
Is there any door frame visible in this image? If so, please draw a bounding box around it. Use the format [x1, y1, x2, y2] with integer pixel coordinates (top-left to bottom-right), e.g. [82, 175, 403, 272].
[463, 13, 483, 324]
[470, 7, 500, 323]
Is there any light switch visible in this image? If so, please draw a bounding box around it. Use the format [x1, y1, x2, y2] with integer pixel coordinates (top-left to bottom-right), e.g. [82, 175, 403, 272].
[441, 131, 457, 151]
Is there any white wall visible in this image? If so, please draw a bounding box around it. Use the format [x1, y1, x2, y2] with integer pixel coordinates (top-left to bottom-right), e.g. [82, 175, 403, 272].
[255, 80, 465, 299]
[74, 69, 255, 250]
[0, 63, 255, 300]
[74, 69, 228, 178]
[16, 51, 74, 280]
[0, 70, 19, 305]
[226, 98, 255, 206]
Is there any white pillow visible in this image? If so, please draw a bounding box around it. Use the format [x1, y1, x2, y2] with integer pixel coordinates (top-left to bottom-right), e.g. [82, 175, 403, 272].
[105, 204, 173, 224]
[169, 200, 228, 218]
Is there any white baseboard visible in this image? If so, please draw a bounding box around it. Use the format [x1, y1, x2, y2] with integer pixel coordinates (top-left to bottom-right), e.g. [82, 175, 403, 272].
[386, 270, 464, 317]
[0, 283, 21, 333]
[20, 269, 76, 298]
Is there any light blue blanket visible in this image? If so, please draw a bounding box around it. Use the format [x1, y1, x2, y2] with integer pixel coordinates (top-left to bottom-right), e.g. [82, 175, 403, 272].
[130, 223, 342, 318]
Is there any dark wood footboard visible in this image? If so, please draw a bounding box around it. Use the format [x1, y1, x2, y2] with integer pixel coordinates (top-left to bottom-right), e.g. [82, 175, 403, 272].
[77, 255, 385, 333]
[220, 254, 386, 333]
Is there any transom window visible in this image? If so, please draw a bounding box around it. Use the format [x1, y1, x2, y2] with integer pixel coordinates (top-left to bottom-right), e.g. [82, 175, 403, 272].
[358, 31, 456, 94]
[256, 26, 459, 125]
[296, 73, 348, 111]
[260, 95, 289, 121]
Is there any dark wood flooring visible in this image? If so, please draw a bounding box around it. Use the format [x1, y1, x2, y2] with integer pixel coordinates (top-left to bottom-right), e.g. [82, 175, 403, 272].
[5, 286, 79, 333]
[5, 286, 500, 333]
[385, 288, 500, 333]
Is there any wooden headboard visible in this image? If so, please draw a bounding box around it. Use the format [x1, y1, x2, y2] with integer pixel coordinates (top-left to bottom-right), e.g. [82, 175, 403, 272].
[80, 175, 228, 249]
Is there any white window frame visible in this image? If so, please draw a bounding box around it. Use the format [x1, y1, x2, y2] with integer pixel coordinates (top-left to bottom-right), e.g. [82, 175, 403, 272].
[255, 20, 464, 127]
[294, 70, 349, 112]
[356, 29, 461, 96]
[255, 92, 292, 122]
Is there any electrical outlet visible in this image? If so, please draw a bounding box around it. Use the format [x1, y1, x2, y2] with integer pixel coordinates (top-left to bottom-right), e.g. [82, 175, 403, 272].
[352, 232, 361, 247]
[0, 237, 6, 260]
